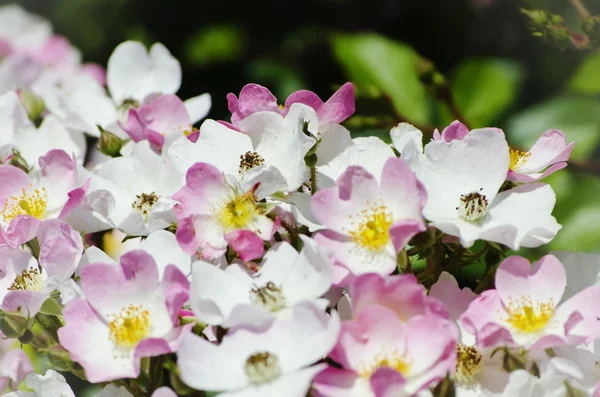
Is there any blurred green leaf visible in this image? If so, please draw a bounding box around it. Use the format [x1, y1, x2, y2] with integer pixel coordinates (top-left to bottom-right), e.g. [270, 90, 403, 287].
[506, 96, 600, 160]
[548, 173, 600, 252]
[247, 60, 305, 99]
[444, 59, 524, 127]
[332, 33, 431, 124]
[568, 53, 600, 95]
[185, 25, 245, 66]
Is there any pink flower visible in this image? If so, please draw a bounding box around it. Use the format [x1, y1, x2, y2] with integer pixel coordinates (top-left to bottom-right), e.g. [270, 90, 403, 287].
[460, 255, 600, 351]
[57, 250, 190, 382]
[0, 347, 33, 394]
[0, 219, 82, 315]
[507, 129, 574, 183]
[313, 305, 458, 397]
[347, 273, 448, 321]
[121, 93, 210, 151]
[311, 157, 426, 284]
[226, 82, 354, 127]
[173, 162, 275, 260]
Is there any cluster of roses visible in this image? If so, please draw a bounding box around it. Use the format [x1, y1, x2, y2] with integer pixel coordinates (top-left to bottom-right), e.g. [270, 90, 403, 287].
[0, 4, 597, 397]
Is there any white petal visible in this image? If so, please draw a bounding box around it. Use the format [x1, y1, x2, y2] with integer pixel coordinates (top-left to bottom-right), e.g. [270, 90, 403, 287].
[107, 41, 181, 105]
[390, 122, 423, 154]
[184, 93, 211, 124]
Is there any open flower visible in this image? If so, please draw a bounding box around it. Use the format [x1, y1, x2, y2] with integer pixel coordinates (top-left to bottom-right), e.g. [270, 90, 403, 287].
[57, 250, 190, 382]
[173, 161, 275, 260]
[460, 255, 600, 351]
[178, 301, 340, 397]
[168, 106, 315, 196]
[188, 236, 332, 327]
[507, 129, 574, 183]
[311, 157, 426, 283]
[313, 304, 458, 397]
[0, 345, 33, 394]
[87, 140, 183, 236]
[403, 127, 561, 249]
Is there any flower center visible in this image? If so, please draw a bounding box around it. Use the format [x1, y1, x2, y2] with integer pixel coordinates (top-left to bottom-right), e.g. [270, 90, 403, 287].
[359, 351, 410, 379]
[1, 187, 48, 223]
[131, 192, 159, 221]
[505, 298, 554, 334]
[454, 344, 484, 385]
[108, 304, 152, 349]
[509, 148, 531, 171]
[249, 282, 286, 312]
[8, 268, 44, 291]
[215, 191, 261, 231]
[244, 351, 281, 384]
[239, 151, 265, 173]
[457, 190, 488, 221]
[348, 203, 393, 252]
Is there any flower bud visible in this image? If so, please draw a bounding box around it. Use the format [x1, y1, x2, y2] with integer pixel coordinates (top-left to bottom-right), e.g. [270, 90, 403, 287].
[20, 90, 46, 125]
[97, 128, 123, 157]
[0, 310, 33, 339]
[8, 149, 30, 173]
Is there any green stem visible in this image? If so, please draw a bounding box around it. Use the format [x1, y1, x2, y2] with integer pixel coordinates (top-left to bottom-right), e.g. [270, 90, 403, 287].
[569, 0, 591, 21]
[310, 166, 318, 195]
[27, 238, 40, 261]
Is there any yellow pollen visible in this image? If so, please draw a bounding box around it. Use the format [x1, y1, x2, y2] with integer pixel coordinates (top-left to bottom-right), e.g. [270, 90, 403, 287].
[509, 148, 531, 171]
[8, 268, 43, 291]
[505, 299, 554, 334]
[183, 127, 198, 137]
[1, 187, 48, 223]
[278, 104, 285, 110]
[348, 204, 393, 251]
[215, 191, 261, 231]
[454, 344, 483, 384]
[108, 304, 151, 349]
[359, 351, 410, 379]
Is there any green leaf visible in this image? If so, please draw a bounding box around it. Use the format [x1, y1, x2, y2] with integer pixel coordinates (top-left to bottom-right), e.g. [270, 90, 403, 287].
[568, 53, 600, 95]
[331, 33, 431, 124]
[506, 96, 600, 160]
[444, 59, 523, 127]
[548, 172, 600, 253]
[185, 25, 245, 66]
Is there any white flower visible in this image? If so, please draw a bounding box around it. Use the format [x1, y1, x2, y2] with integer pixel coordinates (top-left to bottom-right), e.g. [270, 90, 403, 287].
[4, 370, 75, 397]
[404, 128, 561, 249]
[189, 236, 332, 327]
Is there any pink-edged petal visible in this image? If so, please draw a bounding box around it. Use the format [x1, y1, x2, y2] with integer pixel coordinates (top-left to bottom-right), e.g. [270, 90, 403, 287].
[121, 108, 146, 142]
[227, 84, 281, 125]
[175, 216, 198, 254]
[58, 298, 138, 382]
[2, 349, 33, 384]
[459, 290, 516, 348]
[507, 162, 567, 183]
[519, 129, 574, 173]
[138, 94, 191, 134]
[37, 219, 82, 281]
[225, 230, 264, 262]
[379, 157, 427, 221]
[162, 264, 190, 324]
[5, 215, 40, 246]
[429, 272, 476, 322]
[284, 90, 323, 114]
[312, 166, 379, 234]
[0, 165, 29, 205]
[134, 323, 193, 358]
[313, 367, 370, 397]
[81, 63, 106, 86]
[495, 255, 566, 309]
[388, 220, 426, 252]
[145, 128, 165, 151]
[319, 82, 355, 124]
[556, 284, 600, 342]
[438, 120, 469, 142]
[371, 367, 408, 397]
[173, 161, 227, 219]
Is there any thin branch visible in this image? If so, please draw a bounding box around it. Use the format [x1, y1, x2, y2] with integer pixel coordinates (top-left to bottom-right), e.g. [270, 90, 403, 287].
[569, 0, 591, 21]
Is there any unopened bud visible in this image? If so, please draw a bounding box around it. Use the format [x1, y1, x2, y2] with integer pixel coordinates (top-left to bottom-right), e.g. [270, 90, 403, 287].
[20, 90, 46, 125]
[97, 128, 123, 157]
[0, 310, 33, 339]
[8, 149, 30, 172]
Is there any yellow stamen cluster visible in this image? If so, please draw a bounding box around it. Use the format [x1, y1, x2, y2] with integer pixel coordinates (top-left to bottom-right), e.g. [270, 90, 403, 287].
[108, 304, 151, 349]
[1, 187, 48, 223]
[454, 343, 483, 384]
[358, 351, 410, 379]
[348, 203, 393, 252]
[505, 298, 554, 334]
[215, 191, 261, 231]
[8, 268, 43, 291]
[509, 148, 531, 171]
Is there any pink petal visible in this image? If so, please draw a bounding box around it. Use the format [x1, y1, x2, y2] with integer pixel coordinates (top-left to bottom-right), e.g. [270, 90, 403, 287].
[225, 230, 264, 262]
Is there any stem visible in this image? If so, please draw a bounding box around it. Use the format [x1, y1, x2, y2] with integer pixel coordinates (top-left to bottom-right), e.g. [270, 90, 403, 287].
[569, 0, 591, 21]
[475, 264, 498, 293]
[310, 166, 318, 195]
[27, 238, 40, 260]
